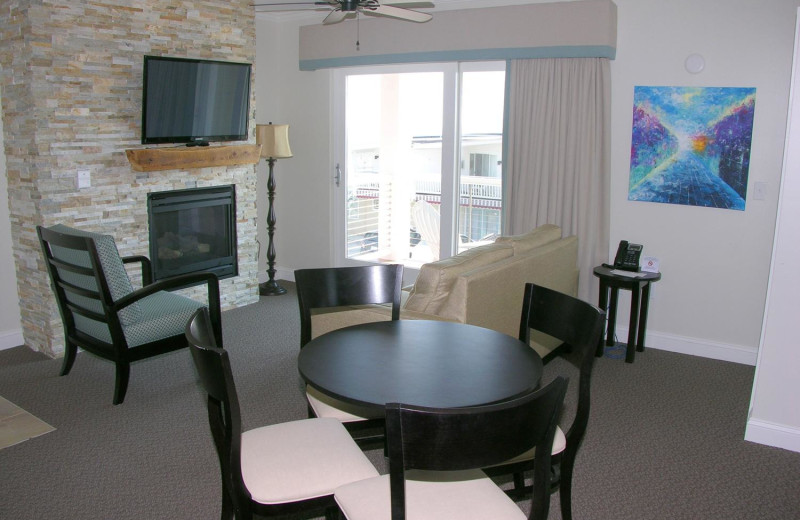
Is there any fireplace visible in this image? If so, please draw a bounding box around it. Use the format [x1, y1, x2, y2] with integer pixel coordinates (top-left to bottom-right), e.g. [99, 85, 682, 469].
[147, 185, 238, 281]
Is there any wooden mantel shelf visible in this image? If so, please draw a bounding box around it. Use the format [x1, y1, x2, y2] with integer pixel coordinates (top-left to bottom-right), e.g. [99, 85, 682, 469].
[125, 144, 261, 172]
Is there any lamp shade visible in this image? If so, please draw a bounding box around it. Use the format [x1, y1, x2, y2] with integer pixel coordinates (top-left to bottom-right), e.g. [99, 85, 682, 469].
[256, 123, 293, 159]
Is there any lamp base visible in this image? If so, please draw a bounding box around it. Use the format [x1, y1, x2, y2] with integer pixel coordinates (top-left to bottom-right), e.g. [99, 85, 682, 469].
[259, 279, 287, 296]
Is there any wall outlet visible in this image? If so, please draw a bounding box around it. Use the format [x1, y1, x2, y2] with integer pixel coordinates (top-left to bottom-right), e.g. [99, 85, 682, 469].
[77, 169, 91, 189]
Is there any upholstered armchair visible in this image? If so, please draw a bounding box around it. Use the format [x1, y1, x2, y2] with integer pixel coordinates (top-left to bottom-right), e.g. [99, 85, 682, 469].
[38, 224, 222, 405]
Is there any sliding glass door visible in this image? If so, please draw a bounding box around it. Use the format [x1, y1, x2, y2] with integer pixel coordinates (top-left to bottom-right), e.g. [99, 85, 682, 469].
[333, 62, 505, 269]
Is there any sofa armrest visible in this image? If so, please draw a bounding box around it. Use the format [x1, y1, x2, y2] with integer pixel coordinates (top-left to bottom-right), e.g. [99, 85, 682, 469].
[441, 237, 579, 356]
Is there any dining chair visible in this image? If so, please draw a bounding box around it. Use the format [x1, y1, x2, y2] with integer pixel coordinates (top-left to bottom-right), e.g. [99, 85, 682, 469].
[38, 224, 222, 405]
[185, 308, 379, 520]
[294, 264, 404, 446]
[334, 376, 568, 520]
[484, 283, 606, 520]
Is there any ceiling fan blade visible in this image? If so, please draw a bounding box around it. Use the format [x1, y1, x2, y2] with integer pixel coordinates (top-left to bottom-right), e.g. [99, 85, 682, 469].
[251, 1, 331, 6]
[383, 1, 435, 7]
[323, 9, 351, 24]
[368, 4, 432, 23]
[252, 1, 332, 11]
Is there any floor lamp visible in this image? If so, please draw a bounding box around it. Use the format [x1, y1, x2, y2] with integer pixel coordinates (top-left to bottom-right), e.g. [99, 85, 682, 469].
[256, 123, 292, 296]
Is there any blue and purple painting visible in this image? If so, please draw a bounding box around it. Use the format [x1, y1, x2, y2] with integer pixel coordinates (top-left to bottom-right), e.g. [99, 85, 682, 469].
[629, 86, 756, 210]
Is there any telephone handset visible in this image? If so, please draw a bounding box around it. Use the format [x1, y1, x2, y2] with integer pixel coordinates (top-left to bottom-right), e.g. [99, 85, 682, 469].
[610, 240, 643, 272]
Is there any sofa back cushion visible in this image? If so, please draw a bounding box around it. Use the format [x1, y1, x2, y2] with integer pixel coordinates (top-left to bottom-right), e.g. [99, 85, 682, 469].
[494, 224, 562, 255]
[405, 242, 514, 315]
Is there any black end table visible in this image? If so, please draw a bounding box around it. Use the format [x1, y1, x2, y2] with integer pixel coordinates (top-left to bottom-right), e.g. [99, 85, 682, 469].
[593, 265, 661, 363]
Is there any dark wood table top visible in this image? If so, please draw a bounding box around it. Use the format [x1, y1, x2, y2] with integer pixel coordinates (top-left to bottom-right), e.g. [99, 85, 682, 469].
[593, 265, 662, 285]
[298, 320, 543, 410]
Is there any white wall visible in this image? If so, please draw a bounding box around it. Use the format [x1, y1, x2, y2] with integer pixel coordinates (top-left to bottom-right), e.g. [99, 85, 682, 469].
[608, 0, 798, 365]
[255, 0, 798, 366]
[746, 8, 800, 454]
[0, 88, 23, 351]
[255, 16, 335, 281]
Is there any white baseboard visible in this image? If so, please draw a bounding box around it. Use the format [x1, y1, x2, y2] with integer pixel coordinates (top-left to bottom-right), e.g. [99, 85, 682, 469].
[614, 326, 758, 366]
[745, 418, 800, 454]
[0, 329, 24, 351]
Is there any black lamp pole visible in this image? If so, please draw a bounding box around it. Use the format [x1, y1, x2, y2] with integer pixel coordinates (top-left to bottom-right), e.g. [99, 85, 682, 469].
[259, 156, 286, 296]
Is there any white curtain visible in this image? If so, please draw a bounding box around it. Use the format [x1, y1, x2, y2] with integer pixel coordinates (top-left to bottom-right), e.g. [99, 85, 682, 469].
[505, 58, 611, 303]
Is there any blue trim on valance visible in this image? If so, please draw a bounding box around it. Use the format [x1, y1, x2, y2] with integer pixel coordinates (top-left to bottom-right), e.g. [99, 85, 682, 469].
[299, 45, 616, 71]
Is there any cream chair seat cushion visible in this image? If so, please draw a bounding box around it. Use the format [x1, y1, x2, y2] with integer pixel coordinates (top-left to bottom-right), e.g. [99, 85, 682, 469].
[306, 309, 389, 422]
[335, 469, 526, 520]
[241, 417, 379, 504]
[305, 385, 381, 422]
[487, 426, 567, 468]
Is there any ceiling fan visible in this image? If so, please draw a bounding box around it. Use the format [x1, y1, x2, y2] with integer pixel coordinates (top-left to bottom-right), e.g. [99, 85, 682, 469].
[252, 0, 434, 25]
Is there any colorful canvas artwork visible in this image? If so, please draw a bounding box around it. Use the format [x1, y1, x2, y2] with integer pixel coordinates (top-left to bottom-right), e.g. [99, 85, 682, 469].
[628, 86, 756, 210]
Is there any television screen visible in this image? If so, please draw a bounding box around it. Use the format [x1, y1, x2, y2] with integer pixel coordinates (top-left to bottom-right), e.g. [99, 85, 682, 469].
[141, 56, 251, 145]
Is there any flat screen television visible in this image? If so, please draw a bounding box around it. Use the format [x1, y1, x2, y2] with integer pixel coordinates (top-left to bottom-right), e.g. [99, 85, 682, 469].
[141, 56, 251, 146]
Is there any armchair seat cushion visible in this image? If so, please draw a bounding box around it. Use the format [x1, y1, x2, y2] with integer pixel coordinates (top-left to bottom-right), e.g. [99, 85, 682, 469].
[123, 291, 207, 347]
[73, 291, 205, 347]
[335, 470, 525, 520]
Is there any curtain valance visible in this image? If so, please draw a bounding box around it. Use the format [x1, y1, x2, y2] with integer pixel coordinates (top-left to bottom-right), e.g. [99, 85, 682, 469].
[299, 0, 617, 71]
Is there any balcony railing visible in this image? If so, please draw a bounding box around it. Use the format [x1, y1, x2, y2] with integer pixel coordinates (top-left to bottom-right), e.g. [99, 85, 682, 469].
[353, 175, 502, 208]
[346, 174, 502, 262]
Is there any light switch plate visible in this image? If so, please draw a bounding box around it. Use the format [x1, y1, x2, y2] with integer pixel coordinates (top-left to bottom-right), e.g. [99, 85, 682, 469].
[77, 169, 91, 189]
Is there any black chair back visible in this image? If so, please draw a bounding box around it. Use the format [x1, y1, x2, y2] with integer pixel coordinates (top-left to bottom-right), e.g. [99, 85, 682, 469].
[517, 283, 605, 520]
[185, 308, 250, 511]
[294, 264, 403, 347]
[518, 283, 605, 452]
[386, 377, 568, 520]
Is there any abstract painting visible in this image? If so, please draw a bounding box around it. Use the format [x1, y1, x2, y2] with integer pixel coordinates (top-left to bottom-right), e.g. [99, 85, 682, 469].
[628, 86, 756, 210]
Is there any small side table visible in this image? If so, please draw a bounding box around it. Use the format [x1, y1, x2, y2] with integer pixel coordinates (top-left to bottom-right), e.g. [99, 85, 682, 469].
[594, 265, 661, 363]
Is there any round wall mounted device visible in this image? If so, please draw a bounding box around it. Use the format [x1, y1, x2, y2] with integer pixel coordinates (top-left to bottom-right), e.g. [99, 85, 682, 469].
[685, 54, 705, 74]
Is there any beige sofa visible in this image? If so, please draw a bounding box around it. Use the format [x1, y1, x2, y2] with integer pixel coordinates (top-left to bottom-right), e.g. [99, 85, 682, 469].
[309, 224, 579, 357]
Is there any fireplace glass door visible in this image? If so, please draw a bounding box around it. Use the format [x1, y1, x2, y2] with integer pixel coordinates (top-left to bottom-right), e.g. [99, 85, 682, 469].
[147, 185, 237, 281]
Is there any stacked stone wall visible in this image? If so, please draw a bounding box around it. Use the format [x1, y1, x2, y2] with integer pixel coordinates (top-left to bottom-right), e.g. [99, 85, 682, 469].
[0, 0, 259, 357]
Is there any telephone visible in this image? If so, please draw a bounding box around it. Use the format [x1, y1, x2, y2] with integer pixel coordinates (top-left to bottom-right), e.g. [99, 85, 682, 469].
[610, 240, 643, 272]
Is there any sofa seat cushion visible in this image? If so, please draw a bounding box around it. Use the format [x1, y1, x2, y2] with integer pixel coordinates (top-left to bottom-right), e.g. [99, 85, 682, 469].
[494, 223, 562, 255]
[405, 242, 513, 315]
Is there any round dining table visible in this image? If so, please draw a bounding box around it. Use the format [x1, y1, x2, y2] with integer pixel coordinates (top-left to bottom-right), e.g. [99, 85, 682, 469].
[298, 319, 543, 410]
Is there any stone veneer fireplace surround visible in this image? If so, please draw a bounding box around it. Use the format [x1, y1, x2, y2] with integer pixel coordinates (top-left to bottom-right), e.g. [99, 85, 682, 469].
[0, 0, 259, 358]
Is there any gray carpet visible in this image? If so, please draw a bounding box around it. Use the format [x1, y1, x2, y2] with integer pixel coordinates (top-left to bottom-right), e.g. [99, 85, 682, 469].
[1, 283, 799, 519]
